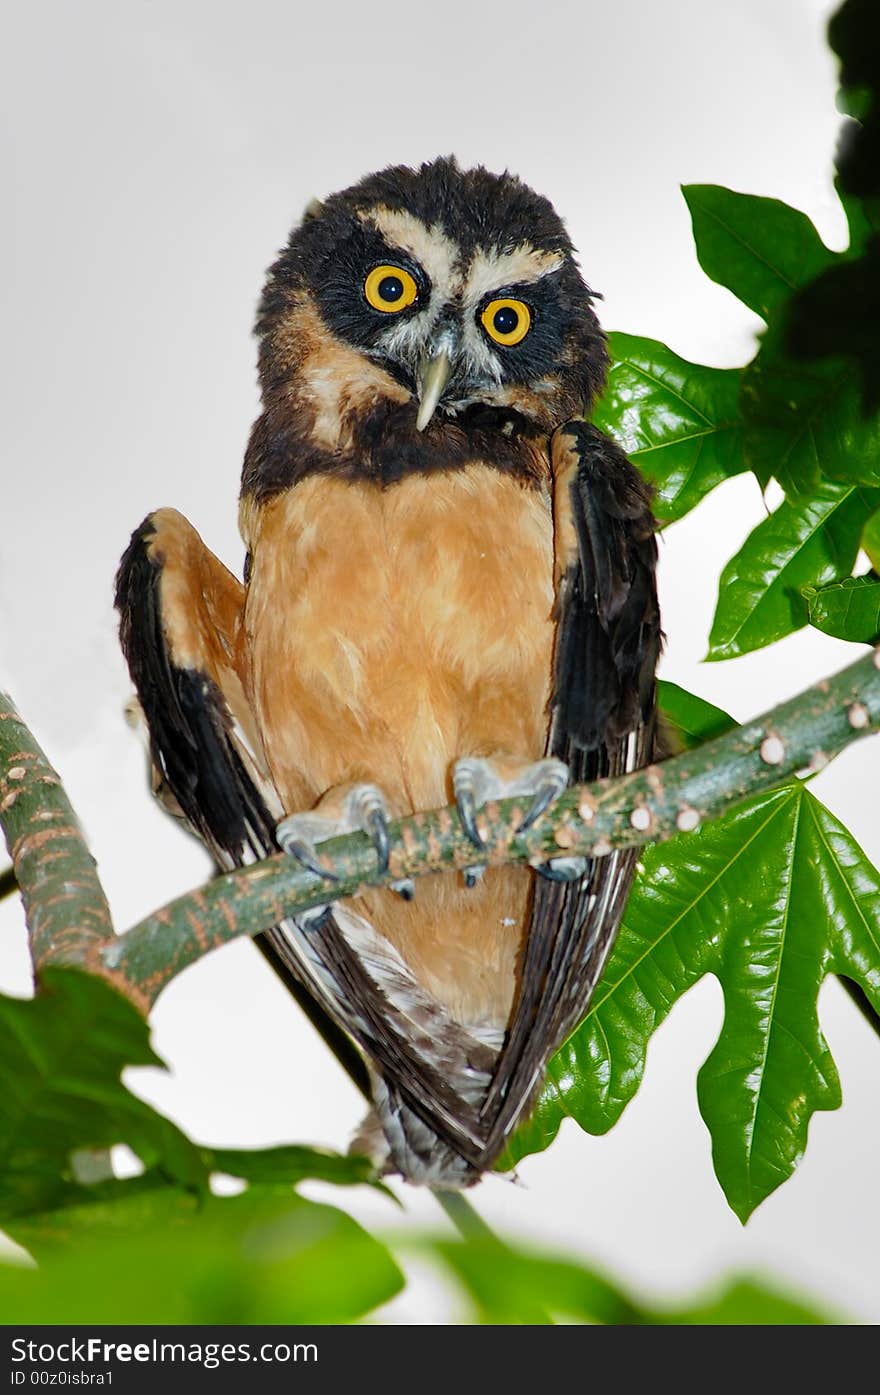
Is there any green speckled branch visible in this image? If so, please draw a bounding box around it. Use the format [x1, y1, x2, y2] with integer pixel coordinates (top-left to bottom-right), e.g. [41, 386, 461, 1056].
[0, 700, 114, 991]
[2, 645, 879, 1012]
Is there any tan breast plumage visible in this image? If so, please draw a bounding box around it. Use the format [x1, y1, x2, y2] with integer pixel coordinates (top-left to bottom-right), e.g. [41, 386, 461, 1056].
[242, 462, 557, 1025]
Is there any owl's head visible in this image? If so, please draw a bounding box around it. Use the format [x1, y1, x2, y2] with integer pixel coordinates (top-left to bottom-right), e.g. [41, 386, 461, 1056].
[246, 159, 608, 498]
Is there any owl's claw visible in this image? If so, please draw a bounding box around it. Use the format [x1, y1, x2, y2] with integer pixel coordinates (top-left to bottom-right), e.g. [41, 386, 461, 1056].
[354, 787, 391, 876]
[457, 790, 487, 851]
[276, 783, 396, 892]
[346, 790, 415, 893]
[453, 758, 492, 851]
[279, 833, 342, 884]
[453, 760, 488, 885]
[452, 755, 583, 883]
[519, 763, 570, 832]
[535, 856, 588, 883]
[453, 762, 489, 852]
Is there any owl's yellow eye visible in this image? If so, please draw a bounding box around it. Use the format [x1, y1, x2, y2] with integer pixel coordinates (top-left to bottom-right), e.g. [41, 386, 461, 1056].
[480, 298, 532, 346]
[364, 264, 419, 313]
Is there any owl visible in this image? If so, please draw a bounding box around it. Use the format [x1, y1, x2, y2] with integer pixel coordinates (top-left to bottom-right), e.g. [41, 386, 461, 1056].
[115, 157, 660, 1188]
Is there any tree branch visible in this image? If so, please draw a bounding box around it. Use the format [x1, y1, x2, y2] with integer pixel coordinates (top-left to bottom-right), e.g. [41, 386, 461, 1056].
[0, 697, 115, 990]
[2, 646, 879, 1011]
[2, 656, 878, 1241]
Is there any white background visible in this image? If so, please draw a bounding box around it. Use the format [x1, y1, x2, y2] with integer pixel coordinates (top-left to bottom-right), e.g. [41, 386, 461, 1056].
[2, 0, 878, 1322]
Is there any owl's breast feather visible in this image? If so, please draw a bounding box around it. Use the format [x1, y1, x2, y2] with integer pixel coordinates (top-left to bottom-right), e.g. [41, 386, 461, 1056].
[242, 464, 555, 813]
[241, 462, 557, 1024]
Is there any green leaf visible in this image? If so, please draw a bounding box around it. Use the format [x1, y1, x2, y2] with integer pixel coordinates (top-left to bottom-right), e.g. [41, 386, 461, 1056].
[0, 968, 206, 1222]
[696, 793, 839, 1219]
[591, 333, 746, 522]
[508, 785, 880, 1222]
[741, 327, 880, 497]
[706, 481, 879, 660]
[422, 1237, 834, 1324]
[1, 1185, 402, 1323]
[681, 185, 880, 496]
[682, 185, 834, 323]
[863, 507, 880, 570]
[425, 1237, 641, 1324]
[204, 1144, 394, 1197]
[657, 680, 736, 751]
[804, 574, 880, 643]
[838, 185, 880, 254]
[0, 969, 393, 1231]
[662, 1276, 836, 1326]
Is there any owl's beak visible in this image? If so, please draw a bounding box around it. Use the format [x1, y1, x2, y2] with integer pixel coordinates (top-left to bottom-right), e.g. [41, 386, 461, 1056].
[415, 340, 453, 431]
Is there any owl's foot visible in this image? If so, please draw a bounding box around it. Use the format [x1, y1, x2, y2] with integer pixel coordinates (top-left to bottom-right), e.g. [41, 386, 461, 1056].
[276, 783, 415, 903]
[452, 756, 587, 885]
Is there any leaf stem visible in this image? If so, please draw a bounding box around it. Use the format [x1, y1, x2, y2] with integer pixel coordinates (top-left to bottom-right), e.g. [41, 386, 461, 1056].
[432, 1189, 502, 1244]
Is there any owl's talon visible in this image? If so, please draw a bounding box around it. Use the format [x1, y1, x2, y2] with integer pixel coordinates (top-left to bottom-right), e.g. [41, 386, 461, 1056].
[519, 764, 570, 831]
[275, 826, 341, 885]
[454, 754, 571, 847]
[453, 760, 489, 851]
[347, 784, 393, 875]
[365, 806, 391, 875]
[456, 788, 487, 852]
[391, 877, 415, 900]
[464, 865, 486, 888]
[535, 856, 588, 883]
[277, 781, 396, 887]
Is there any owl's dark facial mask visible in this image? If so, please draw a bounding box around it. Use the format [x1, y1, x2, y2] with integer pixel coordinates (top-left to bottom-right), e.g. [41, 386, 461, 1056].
[255, 158, 609, 427]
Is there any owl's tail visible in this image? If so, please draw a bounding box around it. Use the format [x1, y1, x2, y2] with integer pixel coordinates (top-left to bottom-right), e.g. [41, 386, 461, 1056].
[350, 1075, 485, 1189]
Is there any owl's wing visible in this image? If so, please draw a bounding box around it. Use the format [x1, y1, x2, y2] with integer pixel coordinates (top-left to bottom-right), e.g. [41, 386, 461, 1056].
[115, 512, 280, 862]
[480, 422, 661, 1160]
[115, 510, 489, 1170]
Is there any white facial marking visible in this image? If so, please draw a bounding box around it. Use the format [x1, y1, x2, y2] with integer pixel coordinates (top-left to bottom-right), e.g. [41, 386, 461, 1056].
[463, 244, 564, 308]
[359, 205, 460, 366]
[455, 245, 564, 397]
[353, 210, 566, 410]
[362, 206, 458, 286]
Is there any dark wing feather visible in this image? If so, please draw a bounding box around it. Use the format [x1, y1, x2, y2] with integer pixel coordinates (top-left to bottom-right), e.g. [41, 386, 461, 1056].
[480, 422, 661, 1159]
[115, 515, 487, 1168]
[115, 519, 275, 864]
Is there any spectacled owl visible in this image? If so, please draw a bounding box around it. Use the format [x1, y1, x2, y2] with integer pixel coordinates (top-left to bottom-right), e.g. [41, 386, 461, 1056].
[116, 157, 660, 1188]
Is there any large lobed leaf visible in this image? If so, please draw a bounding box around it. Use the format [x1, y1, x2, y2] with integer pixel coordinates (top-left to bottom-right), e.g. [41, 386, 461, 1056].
[0, 969, 400, 1323]
[1, 1185, 402, 1324]
[424, 1237, 835, 1324]
[0, 1184, 834, 1325]
[508, 688, 880, 1222]
[0, 968, 207, 1220]
[0, 966, 386, 1226]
